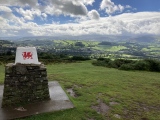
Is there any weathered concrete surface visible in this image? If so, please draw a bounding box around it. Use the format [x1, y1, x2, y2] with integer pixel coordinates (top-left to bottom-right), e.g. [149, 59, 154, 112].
[0, 81, 74, 120]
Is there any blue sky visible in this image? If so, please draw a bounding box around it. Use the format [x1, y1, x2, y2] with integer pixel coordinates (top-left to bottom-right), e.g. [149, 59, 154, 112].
[0, 0, 160, 37]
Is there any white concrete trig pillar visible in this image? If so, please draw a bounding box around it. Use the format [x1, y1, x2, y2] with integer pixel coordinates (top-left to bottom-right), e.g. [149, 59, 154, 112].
[15, 47, 40, 64]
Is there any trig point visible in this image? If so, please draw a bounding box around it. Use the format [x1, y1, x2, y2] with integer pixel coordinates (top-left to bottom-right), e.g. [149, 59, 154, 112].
[2, 47, 50, 107]
[0, 47, 74, 119]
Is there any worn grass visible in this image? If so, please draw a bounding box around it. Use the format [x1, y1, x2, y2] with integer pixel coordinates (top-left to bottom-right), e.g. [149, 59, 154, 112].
[0, 61, 160, 120]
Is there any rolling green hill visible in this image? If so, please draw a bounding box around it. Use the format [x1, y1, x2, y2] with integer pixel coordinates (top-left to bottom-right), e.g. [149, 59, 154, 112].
[0, 61, 159, 120]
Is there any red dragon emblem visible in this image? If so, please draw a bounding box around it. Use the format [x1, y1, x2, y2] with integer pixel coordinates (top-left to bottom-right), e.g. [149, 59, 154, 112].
[22, 52, 33, 60]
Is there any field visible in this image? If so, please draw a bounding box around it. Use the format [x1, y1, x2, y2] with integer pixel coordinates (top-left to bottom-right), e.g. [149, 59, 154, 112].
[1, 39, 160, 60]
[52, 40, 160, 59]
[0, 61, 160, 120]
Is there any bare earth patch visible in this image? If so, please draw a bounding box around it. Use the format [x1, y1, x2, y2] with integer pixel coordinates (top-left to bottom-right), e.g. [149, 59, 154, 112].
[87, 118, 95, 120]
[66, 88, 77, 98]
[123, 102, 160, 120]
[109, 101, 119, 106]
[114, 114, 121, 119]
[73, 84, 82, 89]
[91, 99, 110, 115]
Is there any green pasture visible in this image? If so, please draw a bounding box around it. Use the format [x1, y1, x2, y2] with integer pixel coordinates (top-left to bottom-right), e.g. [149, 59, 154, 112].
[94, 45, 127, 52]
[80, 41, 99, 47]
[53, 40, 68, 47]
[0, 61, 159, 120]
[53, 40, 100, 48]
[142, 45, 160, 52]
[0, 65, 4, 84]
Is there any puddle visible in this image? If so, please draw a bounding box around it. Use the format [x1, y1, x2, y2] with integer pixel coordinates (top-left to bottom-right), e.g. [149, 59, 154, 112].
[15, 107, 27, 111]
[91, 99, 110, 115]
[66, 88, 77, 98]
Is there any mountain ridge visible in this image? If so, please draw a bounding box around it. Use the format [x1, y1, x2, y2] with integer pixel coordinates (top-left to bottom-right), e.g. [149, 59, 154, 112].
[0, 35, 160, 43]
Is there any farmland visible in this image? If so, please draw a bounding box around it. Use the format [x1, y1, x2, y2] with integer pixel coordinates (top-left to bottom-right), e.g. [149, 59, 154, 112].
[1, 39, 160, 61]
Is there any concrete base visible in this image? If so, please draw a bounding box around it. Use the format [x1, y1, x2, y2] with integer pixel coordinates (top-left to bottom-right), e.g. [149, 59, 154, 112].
[0, 81, 74, 120]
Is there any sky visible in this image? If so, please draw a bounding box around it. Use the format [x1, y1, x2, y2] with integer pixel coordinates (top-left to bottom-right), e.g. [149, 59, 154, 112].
[0, 0, 160, 37]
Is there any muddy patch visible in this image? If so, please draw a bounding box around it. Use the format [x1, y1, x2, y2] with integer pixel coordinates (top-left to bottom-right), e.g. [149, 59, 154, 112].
[113, 114, 121, 119]
[91, 99, 110, 115]
[66, 88, 77, 98]
[122, 102, 160, 120]
[87, 118, 95, 120]
[73, 84, 82, 89]
[109, 101, 119, 106]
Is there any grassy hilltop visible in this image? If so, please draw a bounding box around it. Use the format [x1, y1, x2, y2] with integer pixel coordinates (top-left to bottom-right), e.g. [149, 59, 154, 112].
[0, 61, 159, 120]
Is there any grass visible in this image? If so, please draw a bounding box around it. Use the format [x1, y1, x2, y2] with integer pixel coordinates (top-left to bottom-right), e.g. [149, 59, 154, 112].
[142, 45, 160, 51]
[0, 61, 160, 119]
[0, 65, 5, 84]
[94, 45, 127, 52]
[53, 40, 100, 48]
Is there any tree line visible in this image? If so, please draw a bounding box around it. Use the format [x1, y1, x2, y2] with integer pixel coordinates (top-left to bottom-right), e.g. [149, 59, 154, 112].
[92, 58, 160, 72]
[0, 52, 91, 64]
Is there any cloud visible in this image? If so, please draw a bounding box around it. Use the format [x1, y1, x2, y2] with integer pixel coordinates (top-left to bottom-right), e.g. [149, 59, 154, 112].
[42, 13, 47, 19]
[0, 6, 15, 22]
[16, 8, 41, 20]
[0, 0, 38, 7]
[0, 0, 88, 17]
[0, 12, 160, 37]
[88, 10, 100, 20]
[126, 5, 132, 9]
[0, 5, 12, 12]
[0, 7, 25, 27]
[45, 0, 88, 16]
[82, 0, 95, 5]
[100, 0, 131, 15]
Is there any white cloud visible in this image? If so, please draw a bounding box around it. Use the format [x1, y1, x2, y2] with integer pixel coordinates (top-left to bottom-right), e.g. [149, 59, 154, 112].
[0, 8, 25, 27]
[0, 16, 7, 26]
[100, 0, 131, 15]
[42, 13, 47, 19]
[126, 5, 132, 9]
[0, 5, 12, 12]
[82, 0, 95, 5]
[0, 0, 38, 7]
[0, 12, 160, 37]
[0, 0, 159, 37]
[88, 10, 100, 20]
[0, 0, 88, 17]
[16, 8, 41, 20]
[45, 0, 88, 16]
[23, 12, 159, 36]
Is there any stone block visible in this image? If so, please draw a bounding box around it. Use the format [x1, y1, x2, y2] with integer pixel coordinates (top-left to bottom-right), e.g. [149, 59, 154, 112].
[2, 63, 50, 107]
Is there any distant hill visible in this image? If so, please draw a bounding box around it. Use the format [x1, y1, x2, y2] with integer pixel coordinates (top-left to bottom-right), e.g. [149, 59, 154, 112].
[1, 35, 160, 43]
[14, 40, 54, 46]
[0, 35, 131, 41]
[0, 40, 13, 45]
[127, 35, 160, 43]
